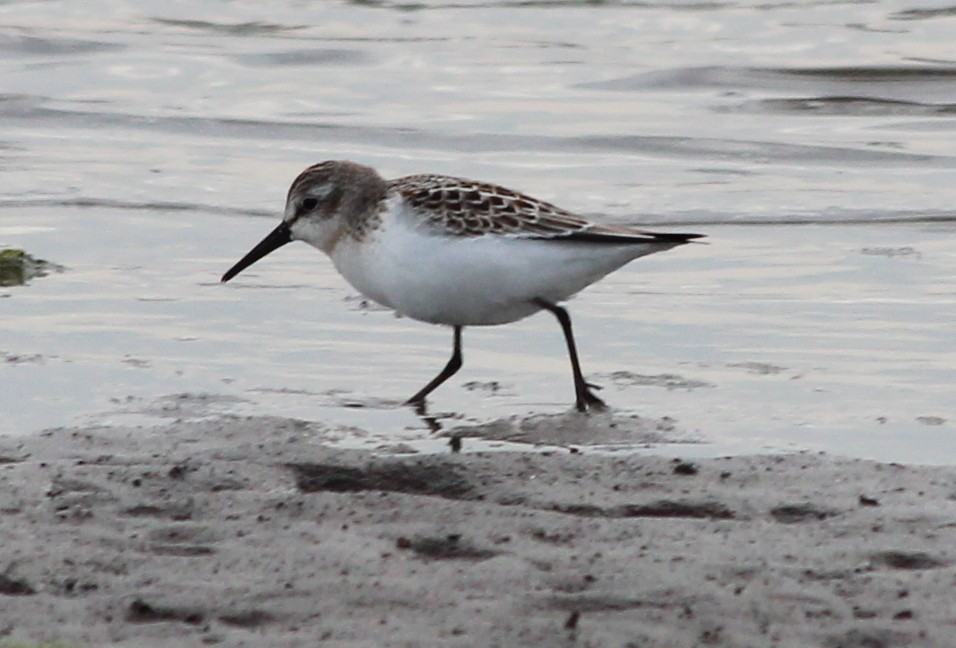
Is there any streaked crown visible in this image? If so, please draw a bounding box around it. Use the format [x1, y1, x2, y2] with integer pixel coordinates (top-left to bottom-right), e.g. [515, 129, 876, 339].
[283, 160, 388, 253]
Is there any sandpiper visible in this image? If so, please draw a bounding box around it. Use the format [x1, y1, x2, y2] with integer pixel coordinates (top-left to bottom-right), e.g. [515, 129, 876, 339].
[222, 160, 703, 412]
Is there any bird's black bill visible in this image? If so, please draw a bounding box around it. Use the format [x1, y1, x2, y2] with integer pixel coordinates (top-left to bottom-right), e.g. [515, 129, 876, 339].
[221, 222, 292, 283]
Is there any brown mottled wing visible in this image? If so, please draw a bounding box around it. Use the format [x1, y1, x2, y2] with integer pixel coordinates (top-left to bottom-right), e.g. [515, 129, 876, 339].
[390, 174, 703, 245]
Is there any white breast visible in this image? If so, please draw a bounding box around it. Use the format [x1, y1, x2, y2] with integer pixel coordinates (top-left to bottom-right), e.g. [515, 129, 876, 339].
[328, 201, 669, 326]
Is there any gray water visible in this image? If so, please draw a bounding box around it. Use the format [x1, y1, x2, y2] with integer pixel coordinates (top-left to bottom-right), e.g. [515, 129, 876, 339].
[2, 0, 955, 464]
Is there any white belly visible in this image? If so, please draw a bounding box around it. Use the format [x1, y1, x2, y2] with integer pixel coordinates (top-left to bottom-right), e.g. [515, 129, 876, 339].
[327, 221, 669, 326]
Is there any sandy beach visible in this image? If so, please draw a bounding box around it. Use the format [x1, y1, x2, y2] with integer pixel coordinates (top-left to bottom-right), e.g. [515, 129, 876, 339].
[1, 408, 954, 648]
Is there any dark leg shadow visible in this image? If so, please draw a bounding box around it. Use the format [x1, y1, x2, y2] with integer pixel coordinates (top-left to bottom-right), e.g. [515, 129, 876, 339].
[409, 397, 444, 434]
[408, 396, 463, 451]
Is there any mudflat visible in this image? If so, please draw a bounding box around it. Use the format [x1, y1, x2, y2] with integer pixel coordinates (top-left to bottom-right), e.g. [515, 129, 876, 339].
[1, 413, 954, 647]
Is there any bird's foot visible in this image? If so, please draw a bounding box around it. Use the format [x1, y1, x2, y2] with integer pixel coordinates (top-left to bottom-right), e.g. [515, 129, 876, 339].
[575, 382, 607, 413]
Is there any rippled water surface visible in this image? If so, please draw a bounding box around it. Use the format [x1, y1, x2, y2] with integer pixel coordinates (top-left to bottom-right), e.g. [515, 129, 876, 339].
[2, 0, 955, 463]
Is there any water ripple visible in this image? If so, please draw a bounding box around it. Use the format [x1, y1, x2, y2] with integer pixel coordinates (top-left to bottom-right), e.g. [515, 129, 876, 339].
[0, 33, 124, 56]
[4, 98, 952, 168]
[151, 18, 305, 35]
[0, 197, 272, 219]
[582, 65, 956, 97]
[891, 6, 956, 21]
[234, 49, 370, 67]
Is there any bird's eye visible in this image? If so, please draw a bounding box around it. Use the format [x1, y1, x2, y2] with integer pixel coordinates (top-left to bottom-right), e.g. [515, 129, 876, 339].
[302, 197, 319, 211]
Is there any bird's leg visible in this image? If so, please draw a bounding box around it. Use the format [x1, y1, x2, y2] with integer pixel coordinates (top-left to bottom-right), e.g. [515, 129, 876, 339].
[533, 299, 606, 412]
[406, 325, 463, 408]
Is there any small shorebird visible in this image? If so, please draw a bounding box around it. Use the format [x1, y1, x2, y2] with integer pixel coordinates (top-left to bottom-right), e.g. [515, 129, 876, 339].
[222, 161, 703, 412]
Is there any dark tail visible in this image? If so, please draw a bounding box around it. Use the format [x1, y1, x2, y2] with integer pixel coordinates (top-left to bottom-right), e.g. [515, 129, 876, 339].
[552, 231, 705, 245]
[649, 232, 706, 243]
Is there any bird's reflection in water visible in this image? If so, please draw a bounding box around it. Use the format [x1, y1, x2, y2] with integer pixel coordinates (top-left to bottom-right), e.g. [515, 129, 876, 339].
[409, 399, 463, 452]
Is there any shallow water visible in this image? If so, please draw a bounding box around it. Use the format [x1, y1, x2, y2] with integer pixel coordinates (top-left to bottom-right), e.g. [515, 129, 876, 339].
[2, 0, 955, 463]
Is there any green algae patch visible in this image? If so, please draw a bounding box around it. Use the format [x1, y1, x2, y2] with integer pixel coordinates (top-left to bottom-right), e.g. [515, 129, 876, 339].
[0, 249, 64, 287]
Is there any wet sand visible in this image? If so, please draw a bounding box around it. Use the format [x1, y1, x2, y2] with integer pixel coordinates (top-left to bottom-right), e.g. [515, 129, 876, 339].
[1, 413, 954, 647]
